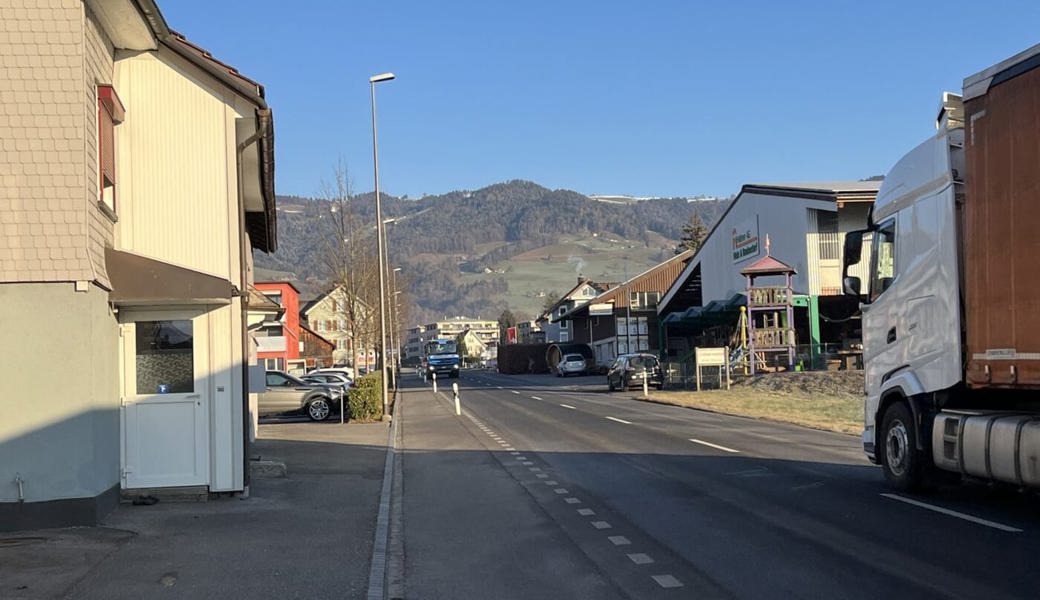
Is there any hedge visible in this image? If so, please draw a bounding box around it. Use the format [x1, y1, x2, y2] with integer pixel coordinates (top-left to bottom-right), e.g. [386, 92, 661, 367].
[347, 372, 383, 422]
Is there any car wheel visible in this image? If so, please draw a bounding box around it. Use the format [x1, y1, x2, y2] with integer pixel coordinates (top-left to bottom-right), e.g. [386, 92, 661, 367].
[307, 397, 331, 422]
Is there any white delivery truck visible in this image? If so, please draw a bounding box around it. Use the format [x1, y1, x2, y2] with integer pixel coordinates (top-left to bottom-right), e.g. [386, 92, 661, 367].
[842, 43, 1040, 490]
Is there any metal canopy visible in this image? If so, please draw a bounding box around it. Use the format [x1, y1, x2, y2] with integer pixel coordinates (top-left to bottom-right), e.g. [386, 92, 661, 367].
[105, 247, 235, 306]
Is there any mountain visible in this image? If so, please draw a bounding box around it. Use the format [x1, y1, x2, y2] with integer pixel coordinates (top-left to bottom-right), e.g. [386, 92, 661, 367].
[254, 180, 729, 323]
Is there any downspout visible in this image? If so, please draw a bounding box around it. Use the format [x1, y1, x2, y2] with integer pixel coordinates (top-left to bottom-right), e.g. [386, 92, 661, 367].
[235, 116, 269, 494]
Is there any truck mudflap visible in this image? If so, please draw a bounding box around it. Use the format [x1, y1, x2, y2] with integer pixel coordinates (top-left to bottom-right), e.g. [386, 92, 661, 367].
[932, 412, 1040, 487]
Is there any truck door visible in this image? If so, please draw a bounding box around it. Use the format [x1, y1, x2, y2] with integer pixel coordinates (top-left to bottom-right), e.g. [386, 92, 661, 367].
[861, 218, 902, 396]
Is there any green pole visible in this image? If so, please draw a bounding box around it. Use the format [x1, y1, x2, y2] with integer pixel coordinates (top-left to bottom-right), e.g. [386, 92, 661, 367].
[809, 295, 821, 369]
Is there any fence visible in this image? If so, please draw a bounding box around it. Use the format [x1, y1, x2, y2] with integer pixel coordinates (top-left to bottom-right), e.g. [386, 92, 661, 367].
[664, 343, 861, 390]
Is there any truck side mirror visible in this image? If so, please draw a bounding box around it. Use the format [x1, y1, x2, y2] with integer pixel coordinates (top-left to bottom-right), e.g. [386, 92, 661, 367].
[843, 230, 864, 264]
[841, 229, 869, 299]
[843, 276, 861, 296]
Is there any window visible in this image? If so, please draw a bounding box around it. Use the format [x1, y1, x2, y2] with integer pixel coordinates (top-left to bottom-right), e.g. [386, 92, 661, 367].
[629, 291, 660, 310]
[263, 292, 283, 307]
[264, 357, 285, 371]
[817, 210, 840, 260]
[265, 371, 291, 386]
[559, 331, 569, 342]
[97, 85, 124, 215]
[135, 320, 193, 394]
[560, 318, 568, 330]
[869, 219, 897, 303]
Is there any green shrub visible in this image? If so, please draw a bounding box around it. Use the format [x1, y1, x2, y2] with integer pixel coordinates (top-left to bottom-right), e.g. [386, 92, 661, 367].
[347, 372, 383, 422]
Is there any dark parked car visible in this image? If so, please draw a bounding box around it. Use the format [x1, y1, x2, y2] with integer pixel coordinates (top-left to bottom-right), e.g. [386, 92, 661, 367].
[607, 353, 663, 391]
[301, 372, 353, 394]
[260, 370, 341, 421]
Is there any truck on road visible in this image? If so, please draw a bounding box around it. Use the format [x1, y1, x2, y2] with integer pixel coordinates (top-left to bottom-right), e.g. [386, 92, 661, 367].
[842, 43, 1040, 491]
[422, 339, 461, 379]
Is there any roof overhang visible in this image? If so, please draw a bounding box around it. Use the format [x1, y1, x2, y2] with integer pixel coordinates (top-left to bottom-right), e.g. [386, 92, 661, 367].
[86, 0, 169, 51]
[237, 109, 277, 253]
[105, 247, 235, 306]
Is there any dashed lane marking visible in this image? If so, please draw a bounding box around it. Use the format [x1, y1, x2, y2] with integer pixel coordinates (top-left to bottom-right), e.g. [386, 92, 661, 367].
[560, 404, 577, 409]
[591, 521, 612, 530]
[553, 488, 569, 494]
[651, 575, 684, 589]
[689, 438, 740, 453]
[544, 480, 558, 485]
[608, 536, 630, 546]
[577, 508, 595, 516]
[881, 493, 1023, 532]
[606, 416, 632, 425]
[627, 553, 654, 565]
[511, 390, 521, 395]
[564, 497, 580, 504]
[536, 473, 548, 478]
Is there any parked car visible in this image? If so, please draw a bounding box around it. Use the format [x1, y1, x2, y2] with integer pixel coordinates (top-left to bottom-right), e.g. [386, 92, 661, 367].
[607, 353, 664, 391]
[260, 370, 341, 421]
[556, 354, 587, 377]
[310, 366, 355, 379]
[301, 372, 353, 394]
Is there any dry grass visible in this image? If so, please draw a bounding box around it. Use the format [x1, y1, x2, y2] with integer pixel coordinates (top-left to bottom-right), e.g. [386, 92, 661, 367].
[634, 371, 864, 435]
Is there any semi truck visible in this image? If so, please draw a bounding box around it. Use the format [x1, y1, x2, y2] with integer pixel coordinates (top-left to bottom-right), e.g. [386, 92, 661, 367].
[841, 43, 1040, 491]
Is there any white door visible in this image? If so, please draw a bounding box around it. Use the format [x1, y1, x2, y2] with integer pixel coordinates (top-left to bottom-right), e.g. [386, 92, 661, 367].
[121, 311, 210, 489]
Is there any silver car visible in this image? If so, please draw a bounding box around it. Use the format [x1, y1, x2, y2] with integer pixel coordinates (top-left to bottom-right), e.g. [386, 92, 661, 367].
[557, 354, 587, 377]
[260, 370, 341, 421]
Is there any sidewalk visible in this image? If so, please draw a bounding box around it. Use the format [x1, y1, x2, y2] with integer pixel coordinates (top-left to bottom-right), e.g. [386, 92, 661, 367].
[0, 420, 389, 600]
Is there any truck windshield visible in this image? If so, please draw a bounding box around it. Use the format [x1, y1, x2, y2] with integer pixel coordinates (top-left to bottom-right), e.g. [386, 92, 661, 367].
[426, 341, 458, 355]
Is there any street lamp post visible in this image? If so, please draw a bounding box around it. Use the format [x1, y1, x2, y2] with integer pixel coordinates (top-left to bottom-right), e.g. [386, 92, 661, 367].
[370, 71, 394, 419]
[391, 268, 402, 377]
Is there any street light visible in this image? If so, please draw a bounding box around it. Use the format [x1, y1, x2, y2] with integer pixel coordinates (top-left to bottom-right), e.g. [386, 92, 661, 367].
[370, 71, 394, 419]
[391, 268, 402, 376]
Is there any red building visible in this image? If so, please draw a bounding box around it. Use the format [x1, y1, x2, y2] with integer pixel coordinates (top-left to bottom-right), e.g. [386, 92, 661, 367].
[254, 282, 303, 373]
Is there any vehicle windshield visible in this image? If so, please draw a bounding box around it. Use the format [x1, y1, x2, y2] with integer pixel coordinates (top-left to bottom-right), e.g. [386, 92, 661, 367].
[425, 340, 458, 355]
[564, 354, 583, 362]
[629, 356, 658, 369]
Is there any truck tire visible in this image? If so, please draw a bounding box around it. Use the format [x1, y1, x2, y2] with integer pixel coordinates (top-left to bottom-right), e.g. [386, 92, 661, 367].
[879, 401, 924, 491]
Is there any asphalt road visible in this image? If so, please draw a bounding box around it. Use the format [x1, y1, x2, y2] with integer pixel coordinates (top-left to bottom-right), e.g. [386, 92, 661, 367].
[395, 370, 1039, 599]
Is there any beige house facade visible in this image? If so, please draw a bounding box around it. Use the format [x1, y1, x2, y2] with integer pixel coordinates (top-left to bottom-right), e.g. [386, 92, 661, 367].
[303, 286, 376, 369]
[0, 1, 276, 531]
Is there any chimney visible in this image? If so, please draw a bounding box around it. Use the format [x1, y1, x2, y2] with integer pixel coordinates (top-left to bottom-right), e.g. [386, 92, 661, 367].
[577, 275, 589, 284]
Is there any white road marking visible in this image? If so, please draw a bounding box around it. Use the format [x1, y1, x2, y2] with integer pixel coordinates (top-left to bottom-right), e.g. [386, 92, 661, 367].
[554, 488, 568, 494]
[531, 396, 543, 400]
[689, 438, 740, 453]
[606, 416, 632, 425]
[510, 452, 521, 456]
[564, 497, 580, 504]
[536, 473, 548, 478]
[608, 536, 630, 546]
[881, 494, 1024, 532]
[545, 480, 558, 485]
[529, 467, 542, 472]
[505, 447, 516, 451]
[511, 390, 520, 395]
[627, 553, 654, 565]
[651, 575, 683, 589]
[591, 521, 612, 530]
[577, 508, 595, 516]
[497, 386, 503, 389]
[515, 456, 526, 461]
[521, 461, 533, 466]
[560, 404, 576, 410]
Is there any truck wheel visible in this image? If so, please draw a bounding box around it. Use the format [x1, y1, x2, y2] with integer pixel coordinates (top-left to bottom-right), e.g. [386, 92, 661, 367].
[307, 397, 331, 422]
[879, 402, 923, 491]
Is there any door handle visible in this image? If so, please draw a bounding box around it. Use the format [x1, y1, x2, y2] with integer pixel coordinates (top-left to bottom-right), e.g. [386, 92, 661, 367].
[887, 327, 897, 344]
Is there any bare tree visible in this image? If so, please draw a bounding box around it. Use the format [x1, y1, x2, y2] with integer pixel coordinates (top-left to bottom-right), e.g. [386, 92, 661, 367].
[318, 163, 381, 373]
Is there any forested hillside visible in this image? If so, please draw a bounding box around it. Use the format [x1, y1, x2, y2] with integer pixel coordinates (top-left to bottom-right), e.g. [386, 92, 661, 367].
[254, 180, 729, 322]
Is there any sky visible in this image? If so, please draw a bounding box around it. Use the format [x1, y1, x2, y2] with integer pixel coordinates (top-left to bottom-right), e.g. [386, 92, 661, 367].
[161, 1, 1040, 200]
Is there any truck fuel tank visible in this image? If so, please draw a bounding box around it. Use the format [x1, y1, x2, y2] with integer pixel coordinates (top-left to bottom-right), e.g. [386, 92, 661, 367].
[933, 412, 1040, 487]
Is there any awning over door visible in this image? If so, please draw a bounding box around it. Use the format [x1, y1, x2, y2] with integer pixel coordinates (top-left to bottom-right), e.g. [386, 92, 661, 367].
[105, 247, 235, 306]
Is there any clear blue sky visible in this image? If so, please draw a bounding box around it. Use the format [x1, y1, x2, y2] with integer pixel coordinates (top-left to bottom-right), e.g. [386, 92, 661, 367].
[162, 1, 1040, 199]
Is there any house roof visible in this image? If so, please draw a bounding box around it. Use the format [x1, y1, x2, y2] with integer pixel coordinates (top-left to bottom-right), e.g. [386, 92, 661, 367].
[255, 281, 302, 294]
[300, 324, 334, 348]
[542, 278, 616, 319]
[302, 285, 371, 317]
[554, 250, 694, 322]
[657, 180, 880, 317]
